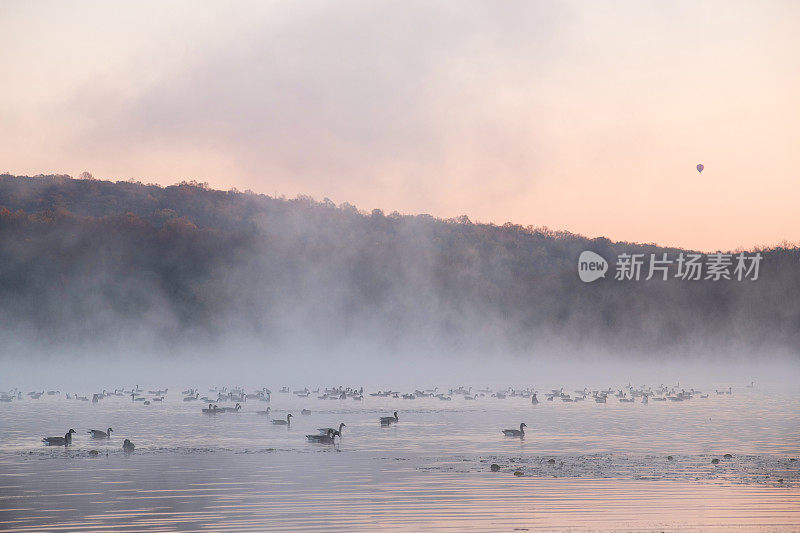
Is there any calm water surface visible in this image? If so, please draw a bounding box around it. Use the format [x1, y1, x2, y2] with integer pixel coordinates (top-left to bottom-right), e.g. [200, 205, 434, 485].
[1, 383, 798, 531]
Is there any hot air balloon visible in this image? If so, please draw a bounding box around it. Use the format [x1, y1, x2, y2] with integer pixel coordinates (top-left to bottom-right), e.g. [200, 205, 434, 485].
[696, 164, 704, 173]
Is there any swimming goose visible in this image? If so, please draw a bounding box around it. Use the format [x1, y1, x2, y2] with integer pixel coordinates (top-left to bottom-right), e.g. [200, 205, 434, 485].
[256, 407, 271, 416]
[202, 403, 219, 414]
[301, 409, 312, 415]
[272, 414, 293, 425]
[122, 439, 135, 452]
[502, 423, 526, 437]
[317, 423, 346, 435]
[88, 428, 113, 438]
[43, 429, 75, 446]
[380, 411, 399, 425]
[306, 429, 339, 444]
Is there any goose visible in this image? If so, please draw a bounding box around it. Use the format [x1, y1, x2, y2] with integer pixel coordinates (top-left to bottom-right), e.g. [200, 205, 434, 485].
[502, 423, 526, 437]
[218, 403, 242, 413]
[317, 423, 346, 435]
[202, 403, 219, 414]
[531, 393, 539, 405]
[306, 429, 339, 444]
[122, 439, 135, 452]
[301, 409, 312, 415]
[43, 429, 75, 446]
[272, 414, 293, 425]
[88, 428, 113, 438]
[256, 407, 271, 416]
[380, 411, 399, 425]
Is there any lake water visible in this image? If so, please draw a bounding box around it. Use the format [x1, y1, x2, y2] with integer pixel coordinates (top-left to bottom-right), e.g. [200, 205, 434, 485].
[1, 382, 799, 531]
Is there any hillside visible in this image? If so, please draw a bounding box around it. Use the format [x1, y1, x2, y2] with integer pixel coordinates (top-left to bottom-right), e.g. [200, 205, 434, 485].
[0, 174, 798, 357]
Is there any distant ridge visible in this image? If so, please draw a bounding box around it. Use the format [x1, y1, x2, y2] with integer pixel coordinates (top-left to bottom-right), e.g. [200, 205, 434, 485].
[0, 174, 798, 357]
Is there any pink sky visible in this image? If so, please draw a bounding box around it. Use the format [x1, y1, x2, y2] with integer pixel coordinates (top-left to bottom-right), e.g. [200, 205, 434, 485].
[1, 0, 798, 251]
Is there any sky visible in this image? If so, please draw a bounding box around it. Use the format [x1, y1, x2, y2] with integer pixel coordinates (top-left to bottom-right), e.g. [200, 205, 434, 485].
[0, 0, 798, 251]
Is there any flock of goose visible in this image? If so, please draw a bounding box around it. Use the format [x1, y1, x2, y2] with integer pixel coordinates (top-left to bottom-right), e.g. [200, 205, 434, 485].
[534, 384, 731, 404]
[2, 382, 738, 405]
[42, 427, 136, 452]
[6, 382, 739, 450]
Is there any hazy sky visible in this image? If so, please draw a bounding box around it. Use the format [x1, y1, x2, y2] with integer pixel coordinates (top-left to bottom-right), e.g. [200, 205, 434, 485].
[1, 0, 798, 251]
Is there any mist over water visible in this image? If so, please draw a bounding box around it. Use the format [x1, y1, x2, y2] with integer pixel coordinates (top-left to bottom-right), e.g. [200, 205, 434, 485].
[4, 351, 800, 394]
[1, 176, 799, 531]
[1, 175, 799, 365]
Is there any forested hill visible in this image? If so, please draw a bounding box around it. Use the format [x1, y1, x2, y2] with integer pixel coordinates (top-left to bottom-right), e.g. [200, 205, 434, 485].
[0, 173, 798, 357]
